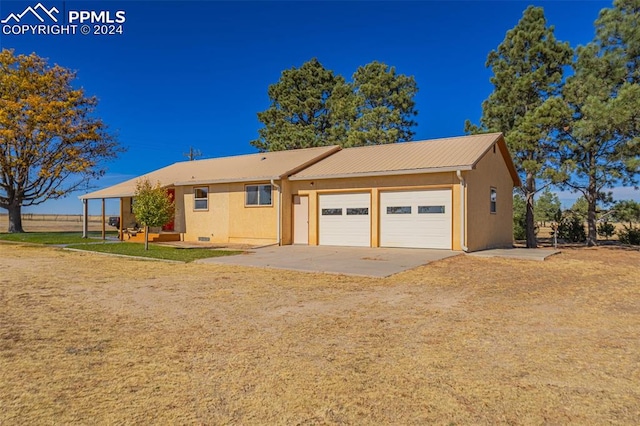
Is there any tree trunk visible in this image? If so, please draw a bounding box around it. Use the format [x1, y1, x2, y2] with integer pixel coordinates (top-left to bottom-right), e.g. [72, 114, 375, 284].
[7, 203, 24, 233]
[525, 173, 537, 248]
[586, 154, 598, 247]
[586, 198, 597, 246]
[144, 225, 149, 250]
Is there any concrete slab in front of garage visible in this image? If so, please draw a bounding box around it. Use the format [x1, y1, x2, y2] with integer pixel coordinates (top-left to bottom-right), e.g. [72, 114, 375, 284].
[196, 245, 460, 278]
[467, 248, 560, 261]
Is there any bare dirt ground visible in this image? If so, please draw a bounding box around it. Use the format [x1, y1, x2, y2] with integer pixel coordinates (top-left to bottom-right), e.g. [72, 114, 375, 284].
[1, 243, 639, 424]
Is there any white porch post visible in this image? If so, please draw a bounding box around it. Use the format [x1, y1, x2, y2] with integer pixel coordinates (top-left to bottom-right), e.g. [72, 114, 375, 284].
[101, 198, 106, 240]
[82, 199, 88, 238]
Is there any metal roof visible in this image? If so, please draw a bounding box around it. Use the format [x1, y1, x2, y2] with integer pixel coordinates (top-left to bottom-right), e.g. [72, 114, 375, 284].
[80, 145, 340, 199]
[290, 133, 519, 184]
[80, 133, 520, 200]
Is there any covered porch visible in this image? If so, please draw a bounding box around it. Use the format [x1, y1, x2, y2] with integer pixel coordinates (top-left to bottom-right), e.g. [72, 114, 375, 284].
[79, 190, 179, 243]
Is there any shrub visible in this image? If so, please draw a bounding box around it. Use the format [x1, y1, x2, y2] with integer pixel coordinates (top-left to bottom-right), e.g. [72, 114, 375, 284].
[557, 215, 586, 243]
[597, 222, 616, 239]
[513, 194, 526, 240]
[617, 225, 640, 245]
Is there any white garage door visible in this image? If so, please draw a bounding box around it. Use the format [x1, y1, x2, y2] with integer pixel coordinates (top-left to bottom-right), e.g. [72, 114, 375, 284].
[380, 189, 452, 249]
[319, 193, 370, 246]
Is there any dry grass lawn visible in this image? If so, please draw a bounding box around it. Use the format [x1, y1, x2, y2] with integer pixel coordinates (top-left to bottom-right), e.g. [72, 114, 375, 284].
[1, 243, 639, 424]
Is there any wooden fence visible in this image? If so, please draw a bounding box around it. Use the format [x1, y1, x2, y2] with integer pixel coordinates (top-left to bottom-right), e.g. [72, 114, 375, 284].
[0, 213, 107, 223]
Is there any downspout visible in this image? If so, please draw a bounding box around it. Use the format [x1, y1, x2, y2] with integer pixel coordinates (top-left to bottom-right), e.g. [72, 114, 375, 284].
[456, 170, 468, 252]
[270, 179, 282, 245]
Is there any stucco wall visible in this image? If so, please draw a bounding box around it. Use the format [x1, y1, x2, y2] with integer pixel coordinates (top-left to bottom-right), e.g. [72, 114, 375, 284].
[465, 144, 515, 251]
[181, 182, 278, 245]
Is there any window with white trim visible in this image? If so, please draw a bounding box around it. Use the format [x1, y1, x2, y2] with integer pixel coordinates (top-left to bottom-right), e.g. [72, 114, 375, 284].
[246, 184, 272, 206]
[490, 188, 497, 213]
[194, 187, 209, 211]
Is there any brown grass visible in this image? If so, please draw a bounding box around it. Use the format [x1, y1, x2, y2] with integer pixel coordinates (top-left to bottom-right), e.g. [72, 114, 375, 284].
[1, 244, 639, 424]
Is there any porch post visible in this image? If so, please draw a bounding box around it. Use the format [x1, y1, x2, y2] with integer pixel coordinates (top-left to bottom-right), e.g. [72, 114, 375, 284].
[101, 198, 106, 240]
[119, 198, 124, 241]
[82, 199, 88, 238]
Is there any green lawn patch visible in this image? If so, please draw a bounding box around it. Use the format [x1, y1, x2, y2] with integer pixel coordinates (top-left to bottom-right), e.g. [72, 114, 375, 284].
[66, 242, 240, 262]
[0, 232, 118, 245]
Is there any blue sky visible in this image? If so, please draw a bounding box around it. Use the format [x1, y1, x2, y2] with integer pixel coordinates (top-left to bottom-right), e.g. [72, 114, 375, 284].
[1, 0, 636, 214]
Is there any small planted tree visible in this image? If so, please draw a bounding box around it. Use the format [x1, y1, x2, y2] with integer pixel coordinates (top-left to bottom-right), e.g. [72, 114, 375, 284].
[132, 179, 174, 250]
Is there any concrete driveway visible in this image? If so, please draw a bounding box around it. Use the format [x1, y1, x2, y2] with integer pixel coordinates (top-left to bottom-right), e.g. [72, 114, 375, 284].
[196, 245, 460, 278]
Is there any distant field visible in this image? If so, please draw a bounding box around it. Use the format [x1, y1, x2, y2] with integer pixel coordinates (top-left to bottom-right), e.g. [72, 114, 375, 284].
[0, 214, 115, 233]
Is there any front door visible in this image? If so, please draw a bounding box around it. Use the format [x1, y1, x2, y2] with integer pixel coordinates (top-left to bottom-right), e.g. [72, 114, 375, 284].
[293, 195, 309, 244]
[162, 188, 175, 231]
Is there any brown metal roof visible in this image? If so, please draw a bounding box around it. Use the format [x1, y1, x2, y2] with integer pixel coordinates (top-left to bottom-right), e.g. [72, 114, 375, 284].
[290, 133, 519, 185]
[80, 145, 340, 199]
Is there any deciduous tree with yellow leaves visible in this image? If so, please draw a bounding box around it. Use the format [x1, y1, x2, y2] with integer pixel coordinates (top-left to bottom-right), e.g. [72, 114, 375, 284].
[0, 49, 122, 232]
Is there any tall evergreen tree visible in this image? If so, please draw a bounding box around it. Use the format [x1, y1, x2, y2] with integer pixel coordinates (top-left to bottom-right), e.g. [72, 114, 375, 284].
[253, 59, 418, 151]
[345, 61, 418, 147]
[465, 6, 573, 248]
[251, 58, 343, 151]
[556, 0, 640, 246]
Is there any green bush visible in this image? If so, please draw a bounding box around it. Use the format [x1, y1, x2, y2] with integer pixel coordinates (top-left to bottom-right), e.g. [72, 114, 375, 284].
[557, 215, 586, 243]
[597, 222, 616, 239]
[617, 225, 640, 245]
[513, 194, 526, 240]
[514, 217, 526, 240]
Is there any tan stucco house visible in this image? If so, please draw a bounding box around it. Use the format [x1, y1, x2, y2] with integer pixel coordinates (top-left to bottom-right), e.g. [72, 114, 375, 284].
[80, 133, 520, 252]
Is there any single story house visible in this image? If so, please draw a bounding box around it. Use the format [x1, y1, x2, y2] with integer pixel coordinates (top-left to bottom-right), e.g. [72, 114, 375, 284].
[80, 132, 521, 252]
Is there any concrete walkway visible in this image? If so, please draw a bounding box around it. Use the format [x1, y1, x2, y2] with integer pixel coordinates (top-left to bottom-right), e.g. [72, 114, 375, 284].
[196, 245, 460, 278]
[467, 248, 560, 261]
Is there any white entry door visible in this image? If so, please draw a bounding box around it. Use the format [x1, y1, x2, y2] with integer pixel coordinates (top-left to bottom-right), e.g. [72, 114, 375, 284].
[380, 189, 452, 249]
[319, 193, 370, 246]
[293, 195, 309, 245]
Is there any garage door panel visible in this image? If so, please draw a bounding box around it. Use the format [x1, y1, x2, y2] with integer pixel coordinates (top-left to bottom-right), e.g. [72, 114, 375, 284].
[381, 190, 452, 249]
[319, 193, 370, 247]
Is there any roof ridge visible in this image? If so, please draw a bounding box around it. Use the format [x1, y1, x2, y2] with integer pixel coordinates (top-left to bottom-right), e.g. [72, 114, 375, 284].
[337, 133, 503, 152]
[172, 145, 340, 166]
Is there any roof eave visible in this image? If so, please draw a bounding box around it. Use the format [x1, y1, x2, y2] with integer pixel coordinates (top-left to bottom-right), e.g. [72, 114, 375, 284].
[174, 176, 282, 186]
[290, 165, 475, 181]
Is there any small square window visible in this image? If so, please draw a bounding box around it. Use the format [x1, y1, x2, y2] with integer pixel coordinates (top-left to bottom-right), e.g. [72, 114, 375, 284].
[418, 205, 445, 214]
[346, 208, 368, 215]
[322, 208, 342, 216]
[246, 184, 273, 206]
[387, 206, 411, 214]
[490, 188, 497, 213]
[194, 187, 208, 210]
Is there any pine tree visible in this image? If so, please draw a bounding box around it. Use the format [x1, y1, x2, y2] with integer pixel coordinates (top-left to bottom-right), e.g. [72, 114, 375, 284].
[556, 0, 640, 246]
[253, 59, 418, 151]
[465, 6, 573, 248]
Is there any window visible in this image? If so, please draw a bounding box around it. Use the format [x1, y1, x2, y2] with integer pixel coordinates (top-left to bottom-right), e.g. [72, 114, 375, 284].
[387, 206, 411, 214]
[418, 205, 445, 214]
[194, 187, 208, 210]
[246, 184, 272, 206]
[490, 188, 497, 213]
[322, 208, 342, 216]
[347, 208, 369, 215]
